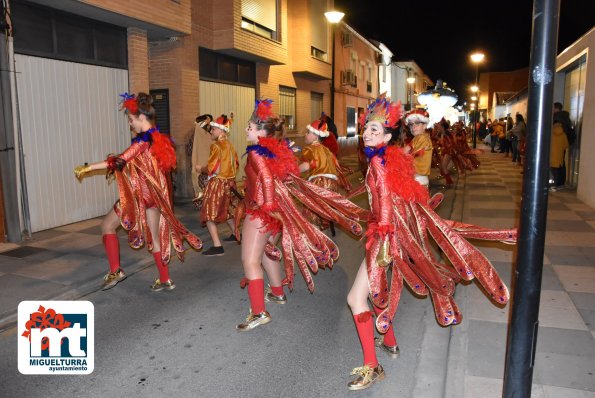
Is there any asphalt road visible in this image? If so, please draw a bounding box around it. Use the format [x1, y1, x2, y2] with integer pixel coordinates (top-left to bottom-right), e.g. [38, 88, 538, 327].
[0, 168, 457, 397]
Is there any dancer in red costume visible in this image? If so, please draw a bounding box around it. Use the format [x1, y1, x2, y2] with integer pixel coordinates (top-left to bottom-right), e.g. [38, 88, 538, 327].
[428, 120, 454, 186]
[74, 92, 202, 291]
[345, 94, 516, 391]
[234, 99, 365, 331]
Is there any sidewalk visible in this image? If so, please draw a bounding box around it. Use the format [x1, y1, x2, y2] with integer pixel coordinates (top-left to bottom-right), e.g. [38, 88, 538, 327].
[0, 202, 211, 332]
[444, 146, 595, 398]
[1, 146, 594, 397]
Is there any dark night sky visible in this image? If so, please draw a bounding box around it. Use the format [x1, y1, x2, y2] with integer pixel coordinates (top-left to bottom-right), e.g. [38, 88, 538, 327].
[334, 0, 593, 104]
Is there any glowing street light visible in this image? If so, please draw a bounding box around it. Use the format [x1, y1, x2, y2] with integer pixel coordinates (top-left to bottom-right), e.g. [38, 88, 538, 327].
[406, 72, 416, 110]
[324, 11, 345, 120]
[469, 52, 485, 148]
[471, 95, 477, 101]
[470, 52, 485, 63]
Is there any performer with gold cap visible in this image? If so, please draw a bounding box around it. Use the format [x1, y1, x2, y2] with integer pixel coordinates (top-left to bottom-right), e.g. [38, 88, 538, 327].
[234, 99, 366, 332]
[298, 117, 352, 230]
[345, 94, 516, 391]
[403, 109, 433, 190]
[199, 114, 240, 256]
[74, 92, 202, 291]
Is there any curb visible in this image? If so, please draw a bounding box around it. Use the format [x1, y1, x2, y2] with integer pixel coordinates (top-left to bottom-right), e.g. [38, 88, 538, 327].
[443, 171, 469, 398]
[0, 256, 154, 333]
[410, 170, 463, 397]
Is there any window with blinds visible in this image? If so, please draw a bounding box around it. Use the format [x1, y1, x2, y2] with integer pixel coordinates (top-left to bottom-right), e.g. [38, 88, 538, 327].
[279, 86, 296, 131]
[309, 0, 328, 55]
[311, 92, 323, 122]
[241, 0, 278, 40]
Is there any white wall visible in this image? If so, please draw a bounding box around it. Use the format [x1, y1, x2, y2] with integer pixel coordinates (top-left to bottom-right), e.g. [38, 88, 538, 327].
[556, 28, 594, 208]
[15, 55, 129, 232]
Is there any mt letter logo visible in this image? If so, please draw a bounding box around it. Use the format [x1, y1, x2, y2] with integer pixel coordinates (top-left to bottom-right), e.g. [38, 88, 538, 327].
[18, 301, 94, 375]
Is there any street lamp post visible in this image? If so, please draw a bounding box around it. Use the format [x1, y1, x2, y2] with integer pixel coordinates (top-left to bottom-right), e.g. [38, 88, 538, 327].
[324, 11, 344, 120]
[470, 52, 485, 148]
[406, 72, 416, 111]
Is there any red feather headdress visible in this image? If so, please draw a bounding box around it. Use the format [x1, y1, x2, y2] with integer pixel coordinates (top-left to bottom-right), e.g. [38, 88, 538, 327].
[119, 92, 138, 114]
[359, 93, 402, 129]
[250, 98, 274, 123]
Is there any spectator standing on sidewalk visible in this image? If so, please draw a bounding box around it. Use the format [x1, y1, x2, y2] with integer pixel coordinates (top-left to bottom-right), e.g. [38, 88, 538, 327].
[199, 114, 240, 256]
[73, 92, 202, 291]
[509, 114, 526, 164]
[490, 119, 503, 153]
[550, 108, 569, 189]
[503, 116, 514, 158]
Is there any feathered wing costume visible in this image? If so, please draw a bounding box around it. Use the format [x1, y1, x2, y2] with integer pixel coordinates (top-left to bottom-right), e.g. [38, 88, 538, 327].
[355, 94, 515, 332]
[364, 145, 515, 331]
[234, 133, 367, 292]
[110, 128, 202, 264]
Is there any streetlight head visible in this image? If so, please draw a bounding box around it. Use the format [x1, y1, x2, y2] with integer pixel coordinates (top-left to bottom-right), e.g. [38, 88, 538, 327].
[471, 96, 477, 101]
[470, 85, 479, 93]
[324, 11, 345, 24]
[406, 77, 416, 84]
[470, 53, 485, 63]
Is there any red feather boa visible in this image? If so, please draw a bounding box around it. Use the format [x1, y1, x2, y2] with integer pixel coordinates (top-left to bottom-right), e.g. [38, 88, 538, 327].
[257, 137, 299, 178]
[150, 132, 177, 171]
[383, 146, 429, 203]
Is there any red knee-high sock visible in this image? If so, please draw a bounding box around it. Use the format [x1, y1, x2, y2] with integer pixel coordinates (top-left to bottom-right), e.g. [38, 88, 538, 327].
[353, 312, 378, 367]
[102, 234, 120, 273]
[152, 252, 170, 282]
[270, 285, 284, 296]
[247, 278, 265, 314]
[373, 306, 397, 347]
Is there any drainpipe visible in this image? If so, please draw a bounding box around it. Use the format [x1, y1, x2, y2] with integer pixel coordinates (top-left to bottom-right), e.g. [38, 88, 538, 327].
[0, 2, 22, 242]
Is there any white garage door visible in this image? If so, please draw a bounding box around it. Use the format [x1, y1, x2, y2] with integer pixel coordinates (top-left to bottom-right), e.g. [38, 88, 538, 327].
[199, 81, 255, 181]
[15, 54, 129, 232]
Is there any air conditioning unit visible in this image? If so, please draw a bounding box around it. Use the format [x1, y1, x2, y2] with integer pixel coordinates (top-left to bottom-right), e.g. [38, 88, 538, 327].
[341, 32, 353, 47]
[341, 70, 357, 86]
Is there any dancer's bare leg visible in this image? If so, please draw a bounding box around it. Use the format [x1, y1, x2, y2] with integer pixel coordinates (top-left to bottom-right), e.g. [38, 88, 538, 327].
[101, 209, 120, 235]
[206, 221, 221, 247]
[347, 260, 371, 314]
[241, 216, 270, 280]
[146, 208, 161, 253]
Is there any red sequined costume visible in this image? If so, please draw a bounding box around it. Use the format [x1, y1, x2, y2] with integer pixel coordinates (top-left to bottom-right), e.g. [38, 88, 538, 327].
[111, 129, 202, 263]
[235, 136, 366, 291]
[363, 144, 516, 331]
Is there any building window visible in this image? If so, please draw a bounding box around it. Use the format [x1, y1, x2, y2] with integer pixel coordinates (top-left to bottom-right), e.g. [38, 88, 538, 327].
[279, 86, 296, 131]
[311, 47, 328, 62]
[199, 48, 256, 86]
[11, 0, 127, 69]
[346, 107, 357, 137]
[241, 0, 278, 41]
[311, 92, 323, 122]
